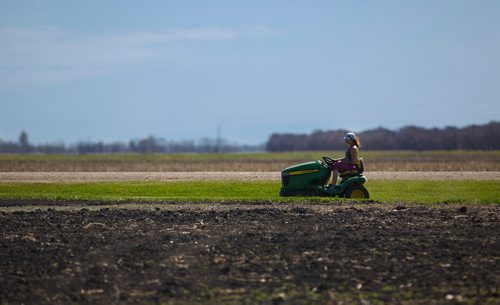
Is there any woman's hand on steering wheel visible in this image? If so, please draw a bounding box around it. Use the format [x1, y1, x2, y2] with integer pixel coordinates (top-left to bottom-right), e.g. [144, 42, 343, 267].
[322, 156, 337, 168]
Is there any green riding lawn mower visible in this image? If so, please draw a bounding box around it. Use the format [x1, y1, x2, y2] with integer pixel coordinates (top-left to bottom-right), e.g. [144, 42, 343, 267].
[280, 157, 369, 198]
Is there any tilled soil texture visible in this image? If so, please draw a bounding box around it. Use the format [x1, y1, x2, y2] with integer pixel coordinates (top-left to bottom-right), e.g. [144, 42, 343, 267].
[1, 157, 500, 172]
[1, 204, 499, 305]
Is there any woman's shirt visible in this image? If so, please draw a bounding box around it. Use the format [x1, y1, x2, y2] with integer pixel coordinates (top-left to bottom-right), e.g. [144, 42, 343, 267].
[345, 145, 358, 162]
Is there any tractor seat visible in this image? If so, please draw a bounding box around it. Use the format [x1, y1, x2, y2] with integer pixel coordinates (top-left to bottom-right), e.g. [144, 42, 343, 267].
[339, 158, 365, 178]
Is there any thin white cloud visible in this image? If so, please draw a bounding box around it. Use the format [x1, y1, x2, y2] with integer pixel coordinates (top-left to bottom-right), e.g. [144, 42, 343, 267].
[242, 25, 284, 37]
[0, 25, 282, 85]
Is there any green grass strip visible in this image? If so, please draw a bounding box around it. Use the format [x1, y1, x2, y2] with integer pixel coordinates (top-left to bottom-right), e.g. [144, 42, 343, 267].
[369, 180, 500, 204]
[0, 180, 499, 204]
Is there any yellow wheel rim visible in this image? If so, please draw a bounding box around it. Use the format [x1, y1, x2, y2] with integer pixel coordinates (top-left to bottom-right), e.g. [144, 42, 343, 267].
[350, 189, 365, 198]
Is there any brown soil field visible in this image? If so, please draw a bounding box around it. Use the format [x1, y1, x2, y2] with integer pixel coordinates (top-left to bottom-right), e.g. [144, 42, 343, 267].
[1, 171, 500, 182]
[1, 202, 499, 305]
[1, 159, 499, 172]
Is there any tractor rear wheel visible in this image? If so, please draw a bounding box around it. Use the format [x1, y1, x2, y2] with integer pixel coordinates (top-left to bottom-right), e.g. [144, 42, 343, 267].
[344, 184, 369, 199]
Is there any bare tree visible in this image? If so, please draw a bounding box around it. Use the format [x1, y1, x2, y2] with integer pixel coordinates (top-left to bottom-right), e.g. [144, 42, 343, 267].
[18, 131, 31, 153]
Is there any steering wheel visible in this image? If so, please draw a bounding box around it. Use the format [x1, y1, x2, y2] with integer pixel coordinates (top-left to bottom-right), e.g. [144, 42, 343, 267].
[322, 156, 336, 168]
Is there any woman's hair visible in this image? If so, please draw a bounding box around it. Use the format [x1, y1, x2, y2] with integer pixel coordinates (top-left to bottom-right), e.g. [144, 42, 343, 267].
[351, 136, 361, 148]
[344, 132, 361, 148]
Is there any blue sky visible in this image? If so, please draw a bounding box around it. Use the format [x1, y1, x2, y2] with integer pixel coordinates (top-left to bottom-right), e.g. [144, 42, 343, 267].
[1, 1, 499, 144]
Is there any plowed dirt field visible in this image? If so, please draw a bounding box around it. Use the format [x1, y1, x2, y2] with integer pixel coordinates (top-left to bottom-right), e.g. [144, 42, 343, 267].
[1, 202, 499, 304]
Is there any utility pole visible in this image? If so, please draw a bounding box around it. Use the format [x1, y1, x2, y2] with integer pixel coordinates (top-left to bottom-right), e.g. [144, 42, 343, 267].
[216, 124, 221, 153]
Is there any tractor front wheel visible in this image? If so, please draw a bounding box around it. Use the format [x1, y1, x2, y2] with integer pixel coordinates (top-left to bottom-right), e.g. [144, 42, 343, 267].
[344, 184, 369, 199]
[279, 188, 289, 197]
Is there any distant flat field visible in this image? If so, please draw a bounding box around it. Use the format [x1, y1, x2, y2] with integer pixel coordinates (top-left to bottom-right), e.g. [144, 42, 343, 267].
[1, 171, 500, 182]
[0, 151, 499, 172]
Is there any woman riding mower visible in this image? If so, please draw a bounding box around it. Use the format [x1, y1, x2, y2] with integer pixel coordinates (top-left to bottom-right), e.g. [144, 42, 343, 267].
[327, 132, 361, 191]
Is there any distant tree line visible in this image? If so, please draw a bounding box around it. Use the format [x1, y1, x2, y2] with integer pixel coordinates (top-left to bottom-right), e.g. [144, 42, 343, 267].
[0, 132, 263, 154]
[2, 122, 499, 154]
[266, 121, 500, 151]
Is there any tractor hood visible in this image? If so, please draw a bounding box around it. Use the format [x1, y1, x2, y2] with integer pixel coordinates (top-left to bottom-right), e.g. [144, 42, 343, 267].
[280, 160, 331, 192]
[281, 160, 325, 176]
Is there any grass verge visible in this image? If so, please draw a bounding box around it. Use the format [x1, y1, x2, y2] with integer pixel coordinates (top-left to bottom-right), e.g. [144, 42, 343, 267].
[0, 180, 499, 204]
